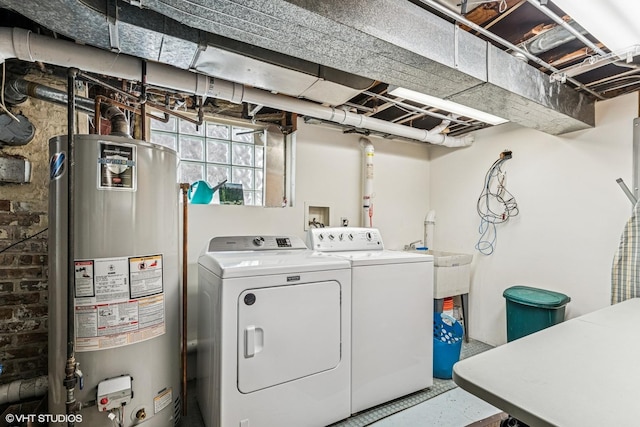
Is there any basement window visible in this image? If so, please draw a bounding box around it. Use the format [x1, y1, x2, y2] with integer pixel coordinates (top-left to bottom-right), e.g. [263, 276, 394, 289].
[150, 116, 265, 206]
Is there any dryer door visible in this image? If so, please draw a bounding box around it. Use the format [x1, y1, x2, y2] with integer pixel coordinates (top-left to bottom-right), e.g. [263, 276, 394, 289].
[237, 280, 341, 393]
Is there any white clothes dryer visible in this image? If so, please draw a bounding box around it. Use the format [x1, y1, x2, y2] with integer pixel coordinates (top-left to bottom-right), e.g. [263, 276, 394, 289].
[307, 227, 434, 414]
[197, 235, 351, 427]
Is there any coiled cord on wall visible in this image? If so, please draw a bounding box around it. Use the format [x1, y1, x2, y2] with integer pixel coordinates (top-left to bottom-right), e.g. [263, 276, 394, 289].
[476, 153, 518, 255]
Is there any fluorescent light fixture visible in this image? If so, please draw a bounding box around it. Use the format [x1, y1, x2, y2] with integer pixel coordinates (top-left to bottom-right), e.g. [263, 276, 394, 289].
[388, 86, 508, 126]
[550, 0, 640, 54]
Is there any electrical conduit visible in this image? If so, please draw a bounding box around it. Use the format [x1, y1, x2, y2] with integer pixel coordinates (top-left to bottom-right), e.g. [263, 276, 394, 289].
[0, 27, 472, 148]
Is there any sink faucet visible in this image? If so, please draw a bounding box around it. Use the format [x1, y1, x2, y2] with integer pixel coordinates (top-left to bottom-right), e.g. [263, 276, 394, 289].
[404, 240, 422, 250]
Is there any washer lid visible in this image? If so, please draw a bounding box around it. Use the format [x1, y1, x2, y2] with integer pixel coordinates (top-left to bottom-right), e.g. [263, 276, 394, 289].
[328, 249, 434, 266]
[198, 250, 351, 278]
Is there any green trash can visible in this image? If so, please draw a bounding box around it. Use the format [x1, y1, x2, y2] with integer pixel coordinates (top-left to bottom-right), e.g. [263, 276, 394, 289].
[503, 285, 571, 342]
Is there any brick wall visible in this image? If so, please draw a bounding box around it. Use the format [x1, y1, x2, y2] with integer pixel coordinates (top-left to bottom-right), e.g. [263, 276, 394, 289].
[0, 201, 48, 383]
[0, 71, 69, 384]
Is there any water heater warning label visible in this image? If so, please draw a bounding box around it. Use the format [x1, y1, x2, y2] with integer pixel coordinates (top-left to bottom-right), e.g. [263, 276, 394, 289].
[74, 254, 165, 352]
[98, 141, 136, 191]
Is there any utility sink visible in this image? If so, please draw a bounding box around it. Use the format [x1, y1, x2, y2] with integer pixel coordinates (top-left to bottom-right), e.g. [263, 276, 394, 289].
[407, 249, 473, 298]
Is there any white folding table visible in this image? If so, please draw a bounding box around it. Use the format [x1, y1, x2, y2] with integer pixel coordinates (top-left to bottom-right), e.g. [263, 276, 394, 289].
[453, 298, 640, 426]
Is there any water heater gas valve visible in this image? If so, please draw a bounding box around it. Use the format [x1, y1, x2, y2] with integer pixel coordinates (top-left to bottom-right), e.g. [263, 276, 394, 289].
[97, 376, 133, 412]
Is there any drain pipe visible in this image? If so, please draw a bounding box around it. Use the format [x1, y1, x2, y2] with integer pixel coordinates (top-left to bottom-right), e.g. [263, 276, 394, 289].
[0, 27, 474, 147]
[360, 137, 374, 227]
[0, 376, 48, 405]
[424, 210, 436, 250]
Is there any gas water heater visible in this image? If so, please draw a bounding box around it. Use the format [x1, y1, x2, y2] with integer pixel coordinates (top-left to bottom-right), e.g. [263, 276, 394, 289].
[48, 134, 181, 426]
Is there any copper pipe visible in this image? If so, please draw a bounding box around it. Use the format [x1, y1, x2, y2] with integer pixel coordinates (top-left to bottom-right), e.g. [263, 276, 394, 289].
[94, 95, 142, 135]
[94, 96, 100, 135]
[179, 183, 190, 416]
[78, 71, 138, 101]
[93, 95, 188, 137]
[141, 60, 148, 142]
[147, 101, 204, 126]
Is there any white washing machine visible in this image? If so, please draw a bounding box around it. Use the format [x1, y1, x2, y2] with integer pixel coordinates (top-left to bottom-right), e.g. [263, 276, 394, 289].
[307, 227, 434, 414]
[197, 235, 351, 427]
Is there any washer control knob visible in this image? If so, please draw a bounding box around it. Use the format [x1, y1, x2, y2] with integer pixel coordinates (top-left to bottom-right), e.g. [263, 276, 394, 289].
[318, 233, 324, 241]
[338, 233, 344, 241]
[244, 293, 256, 305]
[365, 231, 373, 241]
[328, 234, 335, 240]
[348, 233, 354, 240]
[253, 236, 265, 246]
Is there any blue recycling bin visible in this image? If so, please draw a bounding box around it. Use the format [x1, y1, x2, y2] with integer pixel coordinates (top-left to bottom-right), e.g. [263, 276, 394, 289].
[433, 312, 464, 379]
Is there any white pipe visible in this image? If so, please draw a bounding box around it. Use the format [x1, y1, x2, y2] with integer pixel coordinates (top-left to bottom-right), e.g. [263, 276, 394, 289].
[0, 375, 48, 405]
[429, 117, 453, 135]
[359, 137, 374, 227]
[0, 27, 474, 147]
[424, 210, 436, 249]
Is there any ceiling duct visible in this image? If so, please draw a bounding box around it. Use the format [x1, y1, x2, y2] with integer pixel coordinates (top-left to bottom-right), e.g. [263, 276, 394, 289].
[0, 0, 594, 135]
[521, 19, 590, 56]
[0, 28, 472, 147]
[0, 0, 374, 106]
[123, 0, 594, 134]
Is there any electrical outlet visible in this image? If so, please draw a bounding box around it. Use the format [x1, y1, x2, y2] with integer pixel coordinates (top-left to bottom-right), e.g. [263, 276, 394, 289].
[341, 217, 349, 227]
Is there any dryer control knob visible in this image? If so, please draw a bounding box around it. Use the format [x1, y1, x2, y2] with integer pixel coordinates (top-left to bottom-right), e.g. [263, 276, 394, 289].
[348, 233, 354, 240]
[318, 233, 324, 241]
[253, 236, 265, 246]
[365, 232, 373, 241]
[328, 234, 335, 240]
[338, 233, 344, 241]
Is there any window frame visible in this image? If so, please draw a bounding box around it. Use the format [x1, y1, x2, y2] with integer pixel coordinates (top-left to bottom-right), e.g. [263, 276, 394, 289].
[149, 114, 266, 206]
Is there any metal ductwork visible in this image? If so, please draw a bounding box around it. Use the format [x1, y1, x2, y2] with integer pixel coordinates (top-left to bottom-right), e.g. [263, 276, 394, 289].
[0, 0, 594, 135]
[0, 28, 473, 147]
[132, 0, 594, 134]
[0, 0, 374, 106]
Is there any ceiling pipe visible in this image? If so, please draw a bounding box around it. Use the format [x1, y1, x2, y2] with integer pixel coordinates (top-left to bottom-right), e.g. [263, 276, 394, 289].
[0, 27, 473, 147]
[418, 0, 605, 100]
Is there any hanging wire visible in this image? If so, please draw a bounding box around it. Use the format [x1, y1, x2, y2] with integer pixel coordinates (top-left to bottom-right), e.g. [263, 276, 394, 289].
[463, 0, 508, 13]
[475, 152, 518, 255]
[0, 62, 21, 122]
[0, 228, 48, 255]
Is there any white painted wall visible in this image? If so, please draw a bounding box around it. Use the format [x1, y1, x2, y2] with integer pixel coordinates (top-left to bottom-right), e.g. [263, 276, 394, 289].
[429, 93, 637, 346]
[185, 120, 431, 341]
